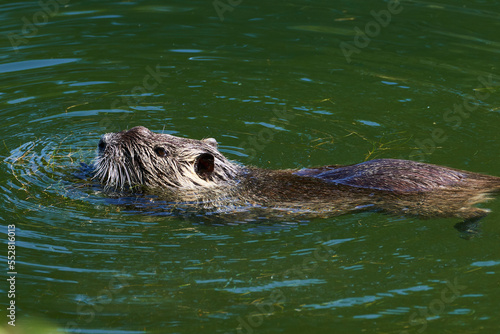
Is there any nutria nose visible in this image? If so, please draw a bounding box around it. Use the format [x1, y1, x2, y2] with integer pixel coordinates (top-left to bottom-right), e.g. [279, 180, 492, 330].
[98, 137, 107, 153]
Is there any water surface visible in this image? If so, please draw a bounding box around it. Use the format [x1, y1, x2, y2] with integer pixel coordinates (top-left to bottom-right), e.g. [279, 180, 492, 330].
[1, 1, 500, 333]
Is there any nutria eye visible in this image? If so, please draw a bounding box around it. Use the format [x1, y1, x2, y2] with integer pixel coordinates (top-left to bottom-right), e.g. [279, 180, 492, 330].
[154, 147, 167, 157]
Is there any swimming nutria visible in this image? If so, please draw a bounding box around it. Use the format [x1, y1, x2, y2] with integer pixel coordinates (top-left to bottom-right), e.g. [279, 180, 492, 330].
[93, 126, 500, 224]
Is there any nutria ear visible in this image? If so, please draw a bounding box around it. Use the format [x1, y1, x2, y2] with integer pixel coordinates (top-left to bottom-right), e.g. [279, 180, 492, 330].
[195, 153, 215, 179]
[202, 138, 218, 148]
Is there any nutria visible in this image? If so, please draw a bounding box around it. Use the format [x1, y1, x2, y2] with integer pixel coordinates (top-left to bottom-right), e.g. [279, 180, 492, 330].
[93, 126, 500, 225]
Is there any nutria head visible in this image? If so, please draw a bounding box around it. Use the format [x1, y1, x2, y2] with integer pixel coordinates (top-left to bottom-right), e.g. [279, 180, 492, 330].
[93, 126, 241, 191]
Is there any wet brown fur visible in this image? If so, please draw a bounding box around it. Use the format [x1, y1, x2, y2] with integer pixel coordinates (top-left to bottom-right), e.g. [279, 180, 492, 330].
[94, 126, 500, 223]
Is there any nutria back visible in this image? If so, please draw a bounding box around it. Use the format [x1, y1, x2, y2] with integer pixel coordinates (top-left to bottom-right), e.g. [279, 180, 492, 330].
[93, 126, 500, 223]
[294, 159, 493, 192]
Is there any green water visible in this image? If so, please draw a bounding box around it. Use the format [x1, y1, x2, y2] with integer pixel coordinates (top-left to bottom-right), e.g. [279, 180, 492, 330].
[1, 0, 500, 333]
